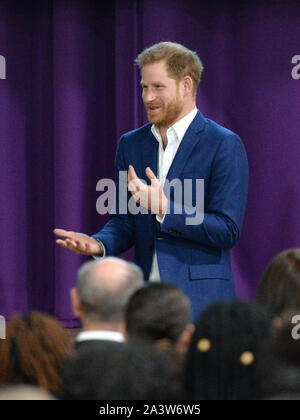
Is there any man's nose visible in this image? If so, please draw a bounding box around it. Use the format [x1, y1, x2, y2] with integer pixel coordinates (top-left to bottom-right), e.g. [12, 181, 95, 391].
[143, 89, 156, 103]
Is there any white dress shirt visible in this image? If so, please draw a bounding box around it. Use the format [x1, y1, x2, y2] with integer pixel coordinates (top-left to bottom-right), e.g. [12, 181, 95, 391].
[76, 330, 124, 343]
[149, 107, 198, 281]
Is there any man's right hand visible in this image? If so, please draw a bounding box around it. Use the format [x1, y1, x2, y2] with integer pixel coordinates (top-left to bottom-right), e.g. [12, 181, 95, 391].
[53, 229, 103, 256]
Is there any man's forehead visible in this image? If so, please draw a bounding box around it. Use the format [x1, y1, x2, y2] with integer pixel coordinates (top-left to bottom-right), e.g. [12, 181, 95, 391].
[143, 59, 167, 69]
[141, 61, 176, 83]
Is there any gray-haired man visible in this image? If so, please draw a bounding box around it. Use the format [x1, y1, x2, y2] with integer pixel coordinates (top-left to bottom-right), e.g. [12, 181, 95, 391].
[71, 257, 144, 349]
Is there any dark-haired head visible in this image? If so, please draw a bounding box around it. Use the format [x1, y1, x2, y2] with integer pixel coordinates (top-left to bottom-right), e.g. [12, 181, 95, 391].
[262, 309, 300, 398]
[256, 249, 300, 315]
[184, 300, 272, 400]
[125, 283, 194, 360]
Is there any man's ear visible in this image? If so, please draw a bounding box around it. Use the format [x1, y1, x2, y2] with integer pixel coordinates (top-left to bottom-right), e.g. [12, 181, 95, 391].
[122, 325, 130, 341]
[70, 288, 82, 318]
[176, 323, 195, 354]
[182, 76, 193, 96]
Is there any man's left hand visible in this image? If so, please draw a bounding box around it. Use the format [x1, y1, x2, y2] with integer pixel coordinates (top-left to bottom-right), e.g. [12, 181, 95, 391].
[128, 165, 168, 218]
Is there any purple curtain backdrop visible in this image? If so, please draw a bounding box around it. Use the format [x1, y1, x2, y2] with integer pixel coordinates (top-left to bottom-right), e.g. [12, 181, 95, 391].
[1, 0, 300, 326]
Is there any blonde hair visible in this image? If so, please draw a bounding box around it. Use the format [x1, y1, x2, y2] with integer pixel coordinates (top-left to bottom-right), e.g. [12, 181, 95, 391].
[135, 41, 204, 96]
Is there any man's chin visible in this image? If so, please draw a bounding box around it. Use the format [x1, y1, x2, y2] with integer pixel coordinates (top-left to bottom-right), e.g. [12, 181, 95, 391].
[147, 115, 163, 125]
[148, 117, 174, 129]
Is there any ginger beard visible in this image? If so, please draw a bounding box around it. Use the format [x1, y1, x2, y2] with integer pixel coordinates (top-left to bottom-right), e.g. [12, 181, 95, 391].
[145, 84, 185, 128]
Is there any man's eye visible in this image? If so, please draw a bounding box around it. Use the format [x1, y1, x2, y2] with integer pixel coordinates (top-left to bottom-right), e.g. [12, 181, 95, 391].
[155, 85, 162, 88]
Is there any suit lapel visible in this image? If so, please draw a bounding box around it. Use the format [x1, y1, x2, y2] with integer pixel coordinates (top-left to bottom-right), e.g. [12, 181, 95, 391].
[141, 128, 159, 231]
[166, 110, 206, 182]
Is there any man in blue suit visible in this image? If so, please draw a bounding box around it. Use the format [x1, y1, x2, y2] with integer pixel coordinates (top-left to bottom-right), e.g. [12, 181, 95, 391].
[54, 42, 248, 320]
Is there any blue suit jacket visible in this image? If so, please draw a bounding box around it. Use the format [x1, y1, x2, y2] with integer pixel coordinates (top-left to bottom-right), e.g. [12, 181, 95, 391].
[93, 110, 248, 320]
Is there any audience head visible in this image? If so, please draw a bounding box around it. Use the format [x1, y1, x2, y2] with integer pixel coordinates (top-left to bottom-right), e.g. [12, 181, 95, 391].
[125, 283, 194, 358]
[61, 341, 182, 400]
[262, 309, 300, 398]
[71, 257, 144, 328]
[0, 311, 72, 397]
[184, 300, 272, 400]
[256, 248, 300, 316]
